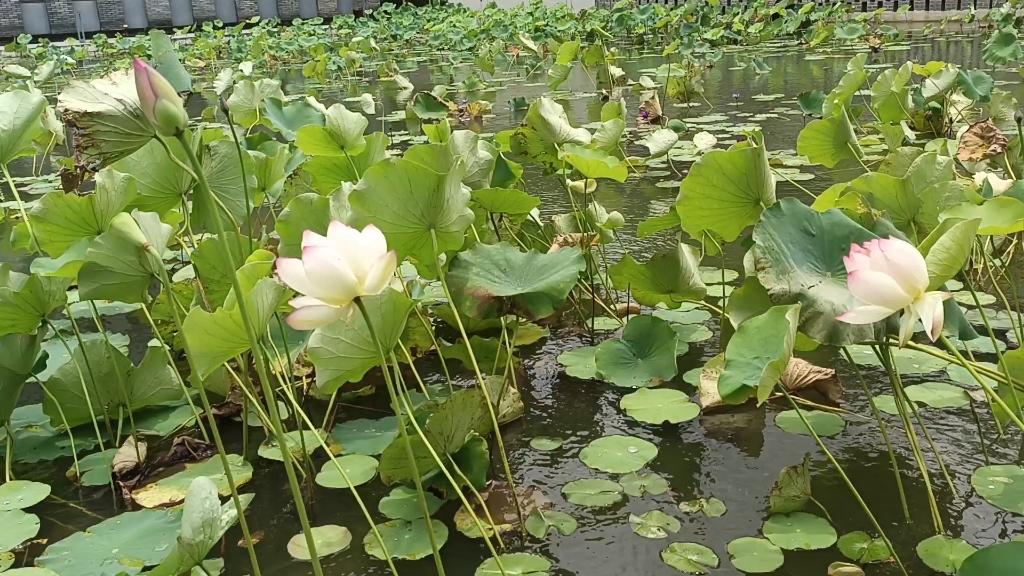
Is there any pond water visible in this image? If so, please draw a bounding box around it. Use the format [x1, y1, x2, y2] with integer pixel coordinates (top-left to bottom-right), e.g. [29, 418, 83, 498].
[5, 33, 1024, 576]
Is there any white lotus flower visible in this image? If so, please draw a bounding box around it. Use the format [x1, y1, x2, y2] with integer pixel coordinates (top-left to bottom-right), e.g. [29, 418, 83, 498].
[973, 171, 1013, 196]
[836, 237, 951, 347]
[693, 131, 717, 152]
[275, 222, 397, 330]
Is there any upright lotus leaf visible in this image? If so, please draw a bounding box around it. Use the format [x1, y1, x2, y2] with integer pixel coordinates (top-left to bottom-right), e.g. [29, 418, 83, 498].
[796, 107, 863, 168]
[78, 210, 171, 303]
[192, 140, 257, 232]
[307, 289, 414, 393]
[147, 479, 253, 576]
[115, 131, 193, 215]
[446, 242, 585, 321]
[547, 63, 573, 90]
[43, 339, 182, 428]
[471, 188, 540, 220]
[249, 141, 291, 202]
[0, 331, 45, 424]
[921, 64, 960, 102]
[983, 28, 1024, 66]
[591, 118, 626, 151]
[848, 151, 955, 240]
[296, 103, 368, 157]
[595, 315, 679, 388]
[524, 97, 592, 146]
[190, 232, 257, 310]
[822, 67, 867, 118]
[304, 132, 390, 193]
[0, 268, 71, 337]
[225, 78, 284, 129]
[260, 95, 324, 140]
[608, 242, 707, 308]
[0, 90, 45, 166]
[940, 197, 1024, 235]
[406, 131, 498, 190]
[559, 144, 627, 182]
[182, 277, 288, 378]
[768, 453, 812, 514]
[869, 62, 913, 123]
[957, 542, 1024, 576]
[57, 70, 155, 170]
[378, 389, 492, 484]
[149, 30, 191, 93]
[748, 198, 880, 346]
[718, 304, 800, 405]
[276, 189, 355, 258]
[957, 69, 995, 103]
[349, 157, 473, 267]
[411, 92, 452, 120]
[30, 168, 136, 257]
[643, 128, 680, 158]
[797, 90, 826, 116]
[917, 218, 980, 291]
[674, 132, 776, 242]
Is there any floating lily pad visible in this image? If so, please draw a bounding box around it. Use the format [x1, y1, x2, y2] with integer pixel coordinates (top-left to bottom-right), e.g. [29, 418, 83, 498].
[330, 417, 399, 456]
[774, 410, 846, 437]
[363, 519, 450, 560]
[838, 531, 892, 563]
[916, 534, 977, 574]
[727, 537, 785, 573]
[257, 429, 325, 461]
[679, 497, 727, 518]
[69, 449, 118, 487]
[36, 508, 181, 576]
[620, 388, 700, 425]
[524, 509, 578, 538]
[315, 455, 379, 489]
[132, 455, 253, 508]
[946, 362, 999, 388]
[557, 346, 599, 380]
[595, 315, 679, 388]
[475, 552, 552, 576]
[953, 291, 997, 306]
[762, 512, 837, 550]
[957, 541, 1024, 576]
[561, 479, 623, 507]
[629, 510, 681, 539]
[843, 345, 949, 374]
[620, 471, 669, 497]
[972, 464, 1024, 514]
[672, 323, 713, 344]
[661, 542, 720, 574]
[377, 486, 443, 521]
[653, 308, 710, 325]
[529, 436, 564, 451]
[0, 510, 38, 552]
[287, 525, 352, 561]
[905, 382, 970, 409]
[0, 480, 50, 510]
[579, 435, 658, 474]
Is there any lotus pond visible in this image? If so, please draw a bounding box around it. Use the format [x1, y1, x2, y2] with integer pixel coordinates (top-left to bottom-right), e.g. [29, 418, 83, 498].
[4, 2, 1024, 576]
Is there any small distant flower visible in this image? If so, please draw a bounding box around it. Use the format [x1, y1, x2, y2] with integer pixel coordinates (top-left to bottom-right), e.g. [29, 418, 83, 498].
[974, 171, 1013, 196]
[732, 93, 741, 99]
[837, 237, 951, 347]
[640, 109, 651, 121]
[275, 222, 397, 330]
[132, 57, 188, 137]
[693, 131, 717, 152]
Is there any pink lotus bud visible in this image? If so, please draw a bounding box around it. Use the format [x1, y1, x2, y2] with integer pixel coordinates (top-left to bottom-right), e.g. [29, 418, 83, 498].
[133, 57, 188, 137]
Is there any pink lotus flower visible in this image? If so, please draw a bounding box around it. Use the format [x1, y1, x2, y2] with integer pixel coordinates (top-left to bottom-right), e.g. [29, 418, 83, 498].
[837, 237, 951, 347]
[275, 222, 397, 330]
[133, 57, 188, 137]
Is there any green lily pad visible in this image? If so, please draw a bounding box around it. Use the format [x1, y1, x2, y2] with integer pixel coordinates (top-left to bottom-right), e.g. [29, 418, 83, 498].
[629, 510, 681, 539]
[257, 430, 325, 462]
[972, 464, 1024, 514]
[0, 480, 50, 510]
[330, 417, 399, 456]
[653, 307, 709, 325]
[287, 525, 351, 561]
[315, 455, 379, 489]
[774, 410, 846, 437]
[608, 243, 707, 308]
[679, 497, 727, 518]
[524, 509, 578, 538]
[0, 509, 38, 552]
[620, 471, 669, 497]
[727, 537, 785, 573]
[68, 449, 118, 487]
[797, 108, 863, 168]
[0, 551, 14, 571]
[363, 519, 450, 560]
[904, 382, 970, 409]
[557, 346, 599, 380]
[36, 508, 181, 576]
[377, 486, 443, 521]
[838, 531, 892, 563]
[661, 542, 720, 574]
[561, 479, 623, 507]
[672, 324, 713, 344]
[718, 304, 800, 405]
[132, 455, 253, 508]
[529, 436, 564, 451]
[475, 552, 552, 576]
[698, 268, 740, 284]
[620, 388, 700, 424]
[579, 435, 658, 474]
[762, 512, 837, 550]
[916, 534, 977, 574]
[595, 315, 679, 388]
[957, 541, 1024, 576]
